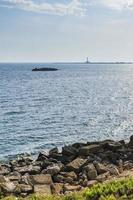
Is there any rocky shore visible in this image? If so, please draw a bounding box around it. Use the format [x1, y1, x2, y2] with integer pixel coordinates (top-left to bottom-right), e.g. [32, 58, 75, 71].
[1, 136, 133, 198]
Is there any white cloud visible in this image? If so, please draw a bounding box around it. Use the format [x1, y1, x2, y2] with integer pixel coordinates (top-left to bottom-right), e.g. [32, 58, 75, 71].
[1, 0, 87, 16]
[2, 0, 133, 16]
[96, 0, 133, 10]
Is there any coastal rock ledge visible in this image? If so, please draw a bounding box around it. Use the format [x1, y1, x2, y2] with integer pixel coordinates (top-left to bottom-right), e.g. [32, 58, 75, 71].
[1, 136, 133, 198]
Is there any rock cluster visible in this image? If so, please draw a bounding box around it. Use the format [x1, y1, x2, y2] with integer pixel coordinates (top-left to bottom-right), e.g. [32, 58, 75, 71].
[1, 136, 133, 198]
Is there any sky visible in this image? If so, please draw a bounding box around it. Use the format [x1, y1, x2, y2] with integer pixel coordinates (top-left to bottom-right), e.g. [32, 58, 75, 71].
[1, 0, 133, 62]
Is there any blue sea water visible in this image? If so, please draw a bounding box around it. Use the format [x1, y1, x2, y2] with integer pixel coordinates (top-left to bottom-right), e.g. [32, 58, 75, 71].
[0, 63, 133, 160]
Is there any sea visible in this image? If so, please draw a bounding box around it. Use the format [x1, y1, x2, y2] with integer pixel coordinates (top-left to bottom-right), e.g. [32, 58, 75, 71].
[0, 63, 133, 160]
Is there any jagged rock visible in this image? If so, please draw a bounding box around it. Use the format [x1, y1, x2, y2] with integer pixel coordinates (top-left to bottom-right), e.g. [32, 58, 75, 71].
[96, 172, 110, 182]
[59, 155, 76, 164]
[7, 172, 21, 182]
[94, 162, 108, 174]
[72, 143, 86, 149]
[101, 141, 123, 151]
[64, 184, 81, 192]
[83, 164, 97, 180]
[123, 161, 133, 170]
[37, 151, 49, 161]
[103, 151, 120, 164]
[79, 144, 102, 156]
[53, 174, 64, 183]
[109, 165, 119, 176]
[21, 174, 30, 185]
[42, 163, 62, 175]
[49, 147, 59, 156]
[52, 183, 63, 194]
[62, 145, 78, 156]
[18, 184, 33, 193]
[66, 158, 87, 172]
[0, 175, 8, 183]
[128, 135, 133, 147]
[14, 165, 41, 175]
[63, 172, 77, 180]
[64, 177, 73, 184]
[0, 182, 16, 194]
[0, 165, 11, 175]
[34, 185, 52, 194]
[28, 174, 53, 185]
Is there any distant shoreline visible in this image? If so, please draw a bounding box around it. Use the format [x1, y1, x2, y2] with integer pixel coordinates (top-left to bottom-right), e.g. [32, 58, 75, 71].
[52, 62, 133, 65]
[0, 62, 133, 64]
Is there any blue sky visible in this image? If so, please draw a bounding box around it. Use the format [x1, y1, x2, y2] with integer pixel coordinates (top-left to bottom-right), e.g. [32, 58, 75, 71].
[0, 0, 133, 62]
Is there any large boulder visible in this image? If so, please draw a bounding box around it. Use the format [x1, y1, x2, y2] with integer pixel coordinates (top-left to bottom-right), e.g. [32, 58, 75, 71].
[62, 145, 78, 156]
[101, 141, 123, 151]
[18, 184, 33, 193]
[66, 158, 87, 172]
[94, 162, 108, 174]
[7, 172, 21, 182]
[0, 182, 16, 194]
[42, 163, 63, 175]
[79, 144, 102, 156]
[63, 172, 77, 180]
[34, 185, 51, 195]
[83, 164, 97, 180]
[28, 174, 53, 186]
[14, 165, 41, 175]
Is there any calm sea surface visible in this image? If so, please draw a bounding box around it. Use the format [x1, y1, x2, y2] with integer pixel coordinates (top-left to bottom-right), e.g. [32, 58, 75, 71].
[0, 63, 133, 160]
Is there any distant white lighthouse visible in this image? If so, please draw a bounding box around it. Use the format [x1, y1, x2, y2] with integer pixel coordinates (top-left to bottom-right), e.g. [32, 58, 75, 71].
[86, 57, 90, 63]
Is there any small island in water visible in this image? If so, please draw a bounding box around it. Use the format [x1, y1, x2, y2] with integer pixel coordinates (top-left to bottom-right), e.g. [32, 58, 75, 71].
[32, 67, 58, 71]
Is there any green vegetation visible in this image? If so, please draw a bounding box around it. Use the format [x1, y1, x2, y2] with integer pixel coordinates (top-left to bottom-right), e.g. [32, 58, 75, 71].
[1, 178, 133, 200]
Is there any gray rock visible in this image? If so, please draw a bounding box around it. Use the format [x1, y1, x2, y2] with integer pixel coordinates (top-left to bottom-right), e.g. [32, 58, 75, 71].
[7, 172, 21, 182]
[0, 165, 11, 175]
[66, 158, 87, 172]
[94, 162, 108, 174]
[28, 174, 53, 185]
[19, 184, 33, 193]
[0, 182, 16, 194]
[62, 145, 78, 156]
[63, 172, 77, 180]
[0, 175, 8, 183]
[64, 184, 81, 192]
[42, 163, 62, 175]
[108, 165, 119, 176]
[14, 165, 41, 175]
[34, 184, 52, 194]
[101, 141, 122, 151]
[52, 183, 63, 194]
[128, 135, 133, 147]
[37, 151, 49, 161]
[83, 164, 97, 180]
[79, 145, 102, 156]
[53, 174, 64, 183]
[49, 147, 59, 156]
[96, 172, 110, 182]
